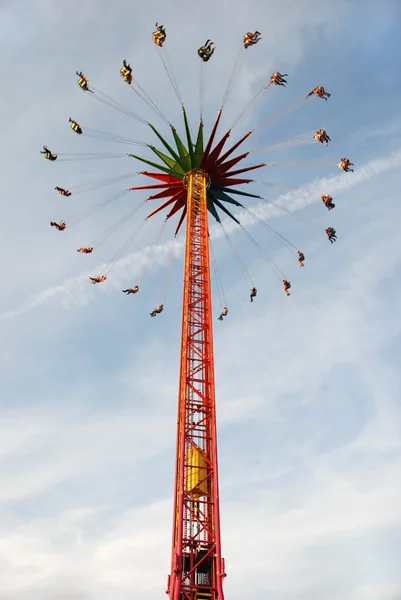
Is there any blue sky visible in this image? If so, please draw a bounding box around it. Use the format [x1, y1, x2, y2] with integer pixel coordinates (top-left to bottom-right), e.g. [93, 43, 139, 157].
[0, 0, 401, 598]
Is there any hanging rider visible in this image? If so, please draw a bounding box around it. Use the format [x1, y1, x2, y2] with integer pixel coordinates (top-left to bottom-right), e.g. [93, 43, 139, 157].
[297, 251, 305, 267]
[41, 145, 58, 161]
[325, 227, 337, 243]
[69, 118, 83, 134]
[122, 286, 139, 295]
[198, 40, 215, 62]
[338, 157, 354, 172]
[243, 31, 262, 48]
[120, 60, 133, 84]
[76, 71, 93, 92]
[315, 129, 331, 146]
[90, 275, 107, 284]
[283, 280, 291, 296]
[269, 72, 288, 86]
[50, 220, 66, 231]
[307, 86, 331, 100]
[152, 23, 166, 47]
[150, 304, 164, 317]
[321, 194, 335, 210]
[55, 186, 71, 197]
[218, 306, 228, 321]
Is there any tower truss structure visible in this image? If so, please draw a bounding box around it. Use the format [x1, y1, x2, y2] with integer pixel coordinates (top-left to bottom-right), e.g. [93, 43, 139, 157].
[129, 110, 265, 600]
[167, 169, 225, 600]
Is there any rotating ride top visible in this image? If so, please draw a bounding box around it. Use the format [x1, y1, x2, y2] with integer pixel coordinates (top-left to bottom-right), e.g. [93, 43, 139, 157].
[42, 23, 354, 600]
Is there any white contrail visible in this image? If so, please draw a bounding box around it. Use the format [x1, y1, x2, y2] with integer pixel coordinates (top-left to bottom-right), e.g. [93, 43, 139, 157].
[211, 147, 401, 236]
[2, 148, 401, 321]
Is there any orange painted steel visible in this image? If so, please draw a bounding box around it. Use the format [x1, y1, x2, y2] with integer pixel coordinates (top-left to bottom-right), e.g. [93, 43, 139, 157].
[167, 169, 226, 600]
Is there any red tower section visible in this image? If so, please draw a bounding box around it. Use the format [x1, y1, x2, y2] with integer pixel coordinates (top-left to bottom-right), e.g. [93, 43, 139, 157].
[129, 112, 264, 600]
[166, 169, 226, 600]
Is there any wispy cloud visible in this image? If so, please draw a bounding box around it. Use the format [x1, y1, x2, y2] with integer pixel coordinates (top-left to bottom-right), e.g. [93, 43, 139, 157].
[2, 147, 400, 321]
[1, 1, 401, 599]
[357, 117, 401, 141]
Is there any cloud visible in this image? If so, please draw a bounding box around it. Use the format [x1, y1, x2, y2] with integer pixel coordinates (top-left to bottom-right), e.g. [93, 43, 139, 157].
[1, 168, 400, 598]
[1, 1, 401, 599]
[358, 117, 401, 141]
[2, 146, 401, 322]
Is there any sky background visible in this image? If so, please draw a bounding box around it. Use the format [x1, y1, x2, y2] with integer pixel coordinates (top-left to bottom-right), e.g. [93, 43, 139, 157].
[1, 0, 401, 598]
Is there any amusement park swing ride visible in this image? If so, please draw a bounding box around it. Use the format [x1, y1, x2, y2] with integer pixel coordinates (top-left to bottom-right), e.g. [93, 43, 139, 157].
[42, 24, 354, 600]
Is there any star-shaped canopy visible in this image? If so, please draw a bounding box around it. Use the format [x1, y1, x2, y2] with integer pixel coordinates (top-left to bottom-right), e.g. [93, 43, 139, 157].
[129, 108, 265, 235]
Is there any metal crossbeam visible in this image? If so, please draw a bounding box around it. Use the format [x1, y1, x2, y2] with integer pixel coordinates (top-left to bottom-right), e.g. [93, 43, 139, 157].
[167, 170, 226, 600]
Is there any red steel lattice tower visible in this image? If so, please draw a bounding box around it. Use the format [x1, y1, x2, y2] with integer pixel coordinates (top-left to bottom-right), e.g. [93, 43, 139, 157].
[130, 108, 265, 600]
[166, 169, 226, 600]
